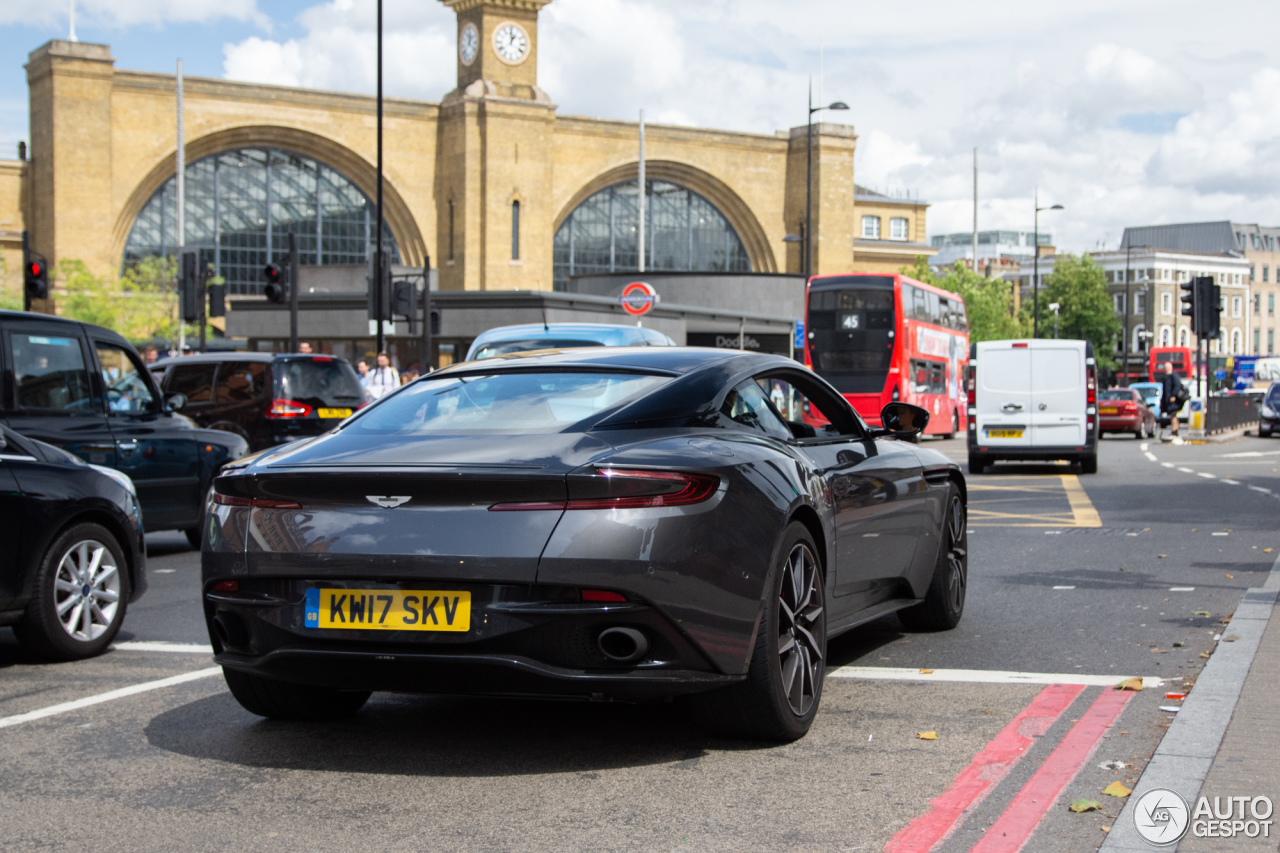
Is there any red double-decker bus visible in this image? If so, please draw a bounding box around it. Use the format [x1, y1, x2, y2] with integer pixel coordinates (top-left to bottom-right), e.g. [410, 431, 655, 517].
[803, 272, 969, 437]
[1148, 346, 1198, 382]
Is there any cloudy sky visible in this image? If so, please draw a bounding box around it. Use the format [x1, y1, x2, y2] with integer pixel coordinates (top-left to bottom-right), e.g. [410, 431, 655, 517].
[2, 0, 1277, 253]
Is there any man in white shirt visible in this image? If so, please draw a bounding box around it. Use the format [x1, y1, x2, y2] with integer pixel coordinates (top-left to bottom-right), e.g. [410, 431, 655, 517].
[366, 352, 400, 400]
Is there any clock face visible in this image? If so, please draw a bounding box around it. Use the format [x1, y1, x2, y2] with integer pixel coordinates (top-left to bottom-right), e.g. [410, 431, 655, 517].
[459, 22, 479, 66]
[493, 22, 529, 65]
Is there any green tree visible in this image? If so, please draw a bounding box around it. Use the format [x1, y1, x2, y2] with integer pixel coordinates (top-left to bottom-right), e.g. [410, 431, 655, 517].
[1028, 253, 1122, 368]
[902, 257, 1027, 342]
[57, 256, 197, 345]
[0, 255, 19, 311]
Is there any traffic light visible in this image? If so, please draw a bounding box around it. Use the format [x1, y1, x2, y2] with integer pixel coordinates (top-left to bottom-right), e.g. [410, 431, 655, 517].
[1180, 278, 1197, 332]
[263, 262, 287, 304]
[24, 254, 48, 300]
[391, 279, 416, 318]
[1199, 279, 1222, 340]
[207, 280, 226, 318]
[180, 252, 199, 322]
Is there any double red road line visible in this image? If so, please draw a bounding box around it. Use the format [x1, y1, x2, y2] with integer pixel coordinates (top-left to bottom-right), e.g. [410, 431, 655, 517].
[886, 684, 1134, 853]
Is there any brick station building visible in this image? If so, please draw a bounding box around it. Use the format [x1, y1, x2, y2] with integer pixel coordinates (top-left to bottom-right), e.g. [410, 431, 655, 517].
[2, 0, 935, 366]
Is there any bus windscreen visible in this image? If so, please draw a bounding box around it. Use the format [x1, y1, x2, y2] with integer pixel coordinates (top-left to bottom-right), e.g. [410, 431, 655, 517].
[807, 278, 895, 394]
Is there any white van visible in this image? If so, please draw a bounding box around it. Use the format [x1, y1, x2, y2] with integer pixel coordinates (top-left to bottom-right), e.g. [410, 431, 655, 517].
[966, 339, 1098, 474]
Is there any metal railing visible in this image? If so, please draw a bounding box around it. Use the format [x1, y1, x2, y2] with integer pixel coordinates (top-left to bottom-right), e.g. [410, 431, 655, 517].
[1204, 394, 1258, 434]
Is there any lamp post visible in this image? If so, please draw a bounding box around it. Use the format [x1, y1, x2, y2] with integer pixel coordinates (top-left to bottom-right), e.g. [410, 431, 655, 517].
[1120, 242, 1148, 387]
[1049, 302, 1061, 339]
[804, 79, 848, 278]
[1032, 191, 1063, 338]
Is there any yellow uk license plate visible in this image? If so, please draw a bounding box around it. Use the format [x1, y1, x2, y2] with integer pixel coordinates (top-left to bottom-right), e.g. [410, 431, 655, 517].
[1100, 407, 1118, 414]
[304, 588, 471, 631]
[318, 408, 353, 419]
[987, 428, 1023, 439]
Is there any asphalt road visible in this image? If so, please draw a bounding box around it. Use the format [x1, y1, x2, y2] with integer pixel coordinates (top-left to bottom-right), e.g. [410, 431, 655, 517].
[1, 432, 1276, 852]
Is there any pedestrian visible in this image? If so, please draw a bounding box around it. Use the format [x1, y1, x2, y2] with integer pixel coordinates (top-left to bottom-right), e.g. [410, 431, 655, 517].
[1160, 361, 1188, 444]
[366, 352, 399, 400]
[143, 346, 159, 364]
[355, 359, 370, 385]
[399, 369, 419, 385]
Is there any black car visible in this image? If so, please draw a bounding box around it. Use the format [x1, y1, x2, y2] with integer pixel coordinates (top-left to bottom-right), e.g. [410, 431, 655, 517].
[150, 353, 368, 452]
[0, 425, 146, 660]
[203, 347, 967, 741]
[1259, 382, 1280, 437]
[0, 311, 249, 548]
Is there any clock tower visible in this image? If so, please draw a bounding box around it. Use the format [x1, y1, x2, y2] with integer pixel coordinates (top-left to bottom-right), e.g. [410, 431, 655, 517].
[442, 0, 552, 101]
[438, 0, 557, 293]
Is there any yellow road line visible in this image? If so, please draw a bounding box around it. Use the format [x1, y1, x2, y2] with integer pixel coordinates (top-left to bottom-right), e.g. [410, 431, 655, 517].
[1059, 474, 1102, 527]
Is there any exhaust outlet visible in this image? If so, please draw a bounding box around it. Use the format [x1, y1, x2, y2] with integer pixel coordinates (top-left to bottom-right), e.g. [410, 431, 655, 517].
[213, 611, 251, 650]
[597, 627, 649, 662]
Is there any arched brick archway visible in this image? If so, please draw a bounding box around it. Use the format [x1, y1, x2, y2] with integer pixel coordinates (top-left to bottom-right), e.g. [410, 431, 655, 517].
[554, 160, 777, 274]
[111, 125, 426, 267]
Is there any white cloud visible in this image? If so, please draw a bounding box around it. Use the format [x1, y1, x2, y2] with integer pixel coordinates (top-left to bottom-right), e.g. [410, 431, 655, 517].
[1, 0, 266, 29]
[208, 0, 1280, 253]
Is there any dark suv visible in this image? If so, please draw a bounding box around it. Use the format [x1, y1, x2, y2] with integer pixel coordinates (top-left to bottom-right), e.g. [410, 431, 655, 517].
[1260, 381, 1280, 438]
[149, 353, 368, 451]
[0, 310, 249, 547]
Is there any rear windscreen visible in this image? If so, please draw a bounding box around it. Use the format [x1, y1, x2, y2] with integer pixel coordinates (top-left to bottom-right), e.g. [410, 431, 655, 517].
[1099, 390, 1135, 401]
[472, 339, 601, 360]
[350, 371, 670, 433]
[276, 359, 365, 406]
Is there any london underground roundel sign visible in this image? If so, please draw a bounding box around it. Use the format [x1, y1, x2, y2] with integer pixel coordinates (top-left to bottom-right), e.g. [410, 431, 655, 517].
[618, 281, 659, 317]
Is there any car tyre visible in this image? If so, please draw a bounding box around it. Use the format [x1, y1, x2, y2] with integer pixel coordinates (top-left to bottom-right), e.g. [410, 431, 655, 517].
[185, 483, 216, 551]
[687, 521, 826, 741]
[899, 486, 967, 632]
[1080, 454, 1098, 474]
[944, 411, 958, 440]
[968, 455, 986, 475]
[14, 523, 129, 661]
[1261, 425, 1272, 438]
[222, 668, 371, 721]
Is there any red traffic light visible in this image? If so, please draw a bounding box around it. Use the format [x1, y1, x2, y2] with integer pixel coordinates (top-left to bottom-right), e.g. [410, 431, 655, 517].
[28, 262, 41, 276]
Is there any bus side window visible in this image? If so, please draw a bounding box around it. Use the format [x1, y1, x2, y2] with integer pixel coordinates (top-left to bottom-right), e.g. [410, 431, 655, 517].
[927, 291, 941, 325]
[913, 286, 928, 322]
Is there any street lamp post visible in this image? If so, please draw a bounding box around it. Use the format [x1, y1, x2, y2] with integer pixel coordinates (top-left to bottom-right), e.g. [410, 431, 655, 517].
[1120, 242, 1147, 387]
[1032, 190, 1063, 339]
[804, 79, 848, 278]
[1049, 302, 1061, 339]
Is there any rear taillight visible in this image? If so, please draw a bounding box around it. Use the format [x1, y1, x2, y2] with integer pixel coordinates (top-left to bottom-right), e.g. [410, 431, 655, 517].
[213, 580, 239, 592]
[967, 365, 976, 407]
[1086, 366, 1096, 406]
[490, 468, 720, 512]
[213, 493, 302, 509]
[266, 398, 313, 418]
[582, 590, 627, 602]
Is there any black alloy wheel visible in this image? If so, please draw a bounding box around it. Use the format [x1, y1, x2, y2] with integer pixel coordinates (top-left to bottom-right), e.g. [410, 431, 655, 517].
[899, 486, 967, 632]
[688, 521, 826, 741]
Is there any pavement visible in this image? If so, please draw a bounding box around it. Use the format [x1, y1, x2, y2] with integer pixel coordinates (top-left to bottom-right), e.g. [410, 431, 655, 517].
[2, 432, 1279, 851]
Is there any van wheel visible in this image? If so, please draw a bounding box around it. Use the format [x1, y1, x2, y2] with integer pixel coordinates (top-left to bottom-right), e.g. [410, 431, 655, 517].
[1080, 454, 1098, 474]
[968, 455, 986, 475]
[943, 411, 958, 440]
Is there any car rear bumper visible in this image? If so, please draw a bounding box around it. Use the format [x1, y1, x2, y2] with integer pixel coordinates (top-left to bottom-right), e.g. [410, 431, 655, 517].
[967, 444, 1096, 461]
[1099, 415, 1142, 431]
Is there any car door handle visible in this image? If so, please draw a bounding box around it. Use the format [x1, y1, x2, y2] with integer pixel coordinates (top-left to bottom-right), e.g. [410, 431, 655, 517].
[1001, 403, 1024, 412]
[118, 441, 138, 451]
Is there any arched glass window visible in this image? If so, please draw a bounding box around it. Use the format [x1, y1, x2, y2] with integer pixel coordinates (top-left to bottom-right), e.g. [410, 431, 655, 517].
[553, 179, 749, 289]
[124, 147, 400, 295]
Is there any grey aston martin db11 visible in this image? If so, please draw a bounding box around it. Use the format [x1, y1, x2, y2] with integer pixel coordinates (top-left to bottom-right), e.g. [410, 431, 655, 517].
[202, 347, 967, 740]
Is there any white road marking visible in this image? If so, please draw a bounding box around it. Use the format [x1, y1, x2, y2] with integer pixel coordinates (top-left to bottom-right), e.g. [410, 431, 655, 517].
[1144, 452, 1158, 462]
[1162, 462, 1175, 468]
[1218, 450, 1280, 458]
[153, 569, 176, 574]
[1140, 442, 1150, 451]
[862, 533, 880, 538]
[828, 666, 1161, 689]
[0, 667, 221, 730]
[112, 642, 212, 654]
[1212, 532, 1230, 536]
[1249, 486, 1273, 494]
[1169, 587, 1196, 592]
[1053, 585, 1076, 590]
[1177, 467, 1195, 473]
[1221, 479, 1241, 485]
[1198, 472, 1216, 479]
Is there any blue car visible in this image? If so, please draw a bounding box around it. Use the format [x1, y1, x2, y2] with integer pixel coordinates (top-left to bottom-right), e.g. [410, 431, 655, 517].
[466, 323, 675, 362]
[1129, 382, 1162, 410]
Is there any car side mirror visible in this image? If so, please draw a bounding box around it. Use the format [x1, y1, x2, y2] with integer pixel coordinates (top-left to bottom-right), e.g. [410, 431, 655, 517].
[870, 402, 930, 439]
[165, 392, 188, 412]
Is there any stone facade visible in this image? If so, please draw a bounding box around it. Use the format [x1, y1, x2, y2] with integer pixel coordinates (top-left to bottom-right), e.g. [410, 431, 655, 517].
[16, 0, 934, 317]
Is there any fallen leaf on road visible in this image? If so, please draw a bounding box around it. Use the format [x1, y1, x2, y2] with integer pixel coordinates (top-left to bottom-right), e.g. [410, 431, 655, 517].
[1157, 554, 1167, 558]
[1070, 799, 1103, 813]
[1220, 614, 1233, 623]
[1223, 635, 1240, 642]
[916, 731, 938, 740]
[1194, 611, 1211, 617]
[1200, 652, 1211, 659]
[1115, 678, 1144, 691]
[1226, 574, 1234, 579]
[1173, 641, 1184, 647]
[1119, 567, 1130, 572]
[1102, 782, 1133, 798]
[1266, 548, 1274, 553]
[1151, 648, 1170, 653]
[1118, 731, 1130, 735]
[919, 669, 934, 674]
[1102, 826, 1112, 832]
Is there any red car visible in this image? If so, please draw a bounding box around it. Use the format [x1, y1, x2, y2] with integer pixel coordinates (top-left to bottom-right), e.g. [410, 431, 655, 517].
[1098, 388, 1157, 439]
